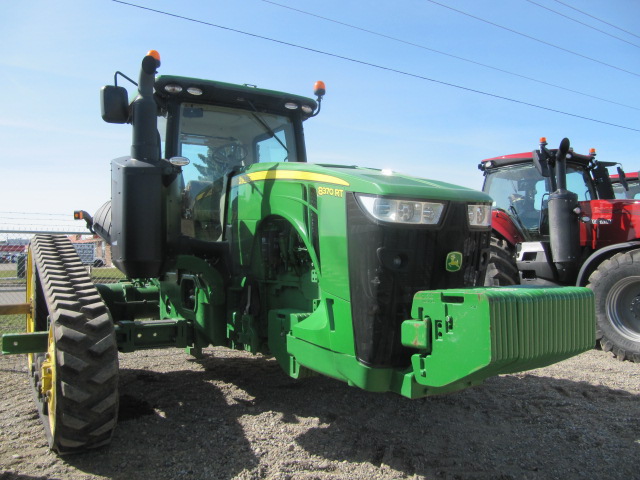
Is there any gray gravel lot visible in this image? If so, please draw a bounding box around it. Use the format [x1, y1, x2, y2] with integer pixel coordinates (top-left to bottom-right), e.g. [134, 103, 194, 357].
[1, 347, 638, 480]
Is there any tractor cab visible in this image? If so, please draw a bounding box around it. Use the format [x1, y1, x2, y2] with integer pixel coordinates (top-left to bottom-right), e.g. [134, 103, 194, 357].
[479, 137, 631, 286]
[98, 51, 324, 278]
[152, 76, 319, 242]
[478, 139, 625, 244]
[479, 151, 597, 241]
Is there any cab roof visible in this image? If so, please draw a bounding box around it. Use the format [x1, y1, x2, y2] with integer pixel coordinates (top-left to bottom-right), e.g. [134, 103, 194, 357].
[611, 172, 639, 181]
[154, 75, 318, 119]
[480, 150, 593, 169]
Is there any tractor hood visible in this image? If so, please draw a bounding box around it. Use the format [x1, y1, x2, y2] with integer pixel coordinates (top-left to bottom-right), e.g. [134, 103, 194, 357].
[238, 162, 491, 203]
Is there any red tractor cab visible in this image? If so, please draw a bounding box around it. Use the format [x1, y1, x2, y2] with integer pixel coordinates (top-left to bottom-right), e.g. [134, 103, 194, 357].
[479, 138, 640, 362]
[611, 171, 640, 199]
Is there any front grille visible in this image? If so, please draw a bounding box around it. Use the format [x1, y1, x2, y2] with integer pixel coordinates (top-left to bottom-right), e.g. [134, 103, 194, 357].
[346, 193, 490, 367]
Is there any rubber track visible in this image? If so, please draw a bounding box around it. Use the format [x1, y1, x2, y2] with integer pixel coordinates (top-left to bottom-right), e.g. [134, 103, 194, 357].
[30, 234, 119, 454]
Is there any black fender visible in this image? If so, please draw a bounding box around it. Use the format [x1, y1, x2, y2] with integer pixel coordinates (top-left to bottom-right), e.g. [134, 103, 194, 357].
[576, 241, 640, 286]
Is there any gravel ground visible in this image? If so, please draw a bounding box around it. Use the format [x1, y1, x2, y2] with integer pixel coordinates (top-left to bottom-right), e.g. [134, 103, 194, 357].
[0, 347, 638, 480]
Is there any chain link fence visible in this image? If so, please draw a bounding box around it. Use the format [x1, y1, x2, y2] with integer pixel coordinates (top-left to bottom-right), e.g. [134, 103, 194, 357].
[1, 229, 125, 372]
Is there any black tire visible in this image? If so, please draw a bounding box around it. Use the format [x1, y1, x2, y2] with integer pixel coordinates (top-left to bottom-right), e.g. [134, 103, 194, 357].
[484, 235, 520, 286]
[29, 235, 119, 453]
[588, 249, 640, 363]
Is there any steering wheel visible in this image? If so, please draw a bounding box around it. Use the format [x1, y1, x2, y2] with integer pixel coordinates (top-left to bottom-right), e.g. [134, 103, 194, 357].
[213, 142, 248, 164]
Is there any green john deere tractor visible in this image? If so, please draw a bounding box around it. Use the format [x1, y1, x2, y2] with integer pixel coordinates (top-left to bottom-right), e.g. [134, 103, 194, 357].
[2, 51, 595, 454]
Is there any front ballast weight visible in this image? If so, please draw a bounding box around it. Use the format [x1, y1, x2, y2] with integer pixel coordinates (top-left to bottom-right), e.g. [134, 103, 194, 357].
[399, 287, 594, 395]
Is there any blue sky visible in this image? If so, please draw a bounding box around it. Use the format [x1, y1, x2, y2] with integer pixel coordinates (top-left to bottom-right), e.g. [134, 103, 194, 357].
[1, 0, 638, 230]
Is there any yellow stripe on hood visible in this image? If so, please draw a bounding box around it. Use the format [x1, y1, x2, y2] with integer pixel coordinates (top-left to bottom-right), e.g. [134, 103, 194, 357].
[236, 170, 350, 186]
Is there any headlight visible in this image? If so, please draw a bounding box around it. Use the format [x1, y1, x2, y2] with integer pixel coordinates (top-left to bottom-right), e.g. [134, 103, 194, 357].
[357, 194, 445, 225]
[467, 204, 492, 227]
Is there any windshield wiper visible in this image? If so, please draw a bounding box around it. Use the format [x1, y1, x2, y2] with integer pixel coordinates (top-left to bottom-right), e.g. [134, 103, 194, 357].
[244, 99, 288, 154]
[508, 205, 531, 238]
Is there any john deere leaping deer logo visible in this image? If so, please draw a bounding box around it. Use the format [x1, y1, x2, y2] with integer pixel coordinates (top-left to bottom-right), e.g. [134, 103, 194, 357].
[446, 251, 463, 272]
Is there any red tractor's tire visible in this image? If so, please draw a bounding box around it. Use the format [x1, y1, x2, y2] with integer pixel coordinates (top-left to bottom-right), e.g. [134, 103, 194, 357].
[588, 249, 640, 363]
[484, 236, 520, 286]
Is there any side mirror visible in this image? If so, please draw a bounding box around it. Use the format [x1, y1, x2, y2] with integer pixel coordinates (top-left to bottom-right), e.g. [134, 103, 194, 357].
[532, 150, 550, 177]
[100, 85, 129, 124]
[617, 166, 629, 192]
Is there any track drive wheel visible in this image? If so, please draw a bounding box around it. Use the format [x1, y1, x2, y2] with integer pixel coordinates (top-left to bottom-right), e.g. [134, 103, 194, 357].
[26, 247, 47, 373]
[28, 234, 119, 453]
[483, 235, 520, 286]
[588, 249, 640, 362]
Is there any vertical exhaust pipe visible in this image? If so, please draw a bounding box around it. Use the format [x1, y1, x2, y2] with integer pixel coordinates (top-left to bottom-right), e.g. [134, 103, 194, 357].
[111, 51, 167, 278]
[548, 138, 580, 282]
[131, 52, 161, 163]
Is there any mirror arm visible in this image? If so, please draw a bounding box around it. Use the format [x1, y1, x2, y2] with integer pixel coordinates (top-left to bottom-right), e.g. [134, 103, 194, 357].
[115, 71, 138, 88]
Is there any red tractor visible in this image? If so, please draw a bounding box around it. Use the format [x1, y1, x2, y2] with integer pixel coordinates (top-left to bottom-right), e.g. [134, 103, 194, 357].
[479, 137, 640, 362]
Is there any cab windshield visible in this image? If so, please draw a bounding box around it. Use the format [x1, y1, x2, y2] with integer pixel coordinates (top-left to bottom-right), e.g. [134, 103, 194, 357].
[613, 180, 640, 199]
[483, 163, 595, 237]
[177, 103, 298, 241]
[178, 103, 298, 182]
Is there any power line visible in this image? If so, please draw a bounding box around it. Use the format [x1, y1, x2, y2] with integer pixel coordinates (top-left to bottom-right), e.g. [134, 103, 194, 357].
[424, 0, 640, 78]
[524, 0, 640, 49]
[111, 1, 640, 132]
[550, 0, 640, 41]
[261, 0, 640, 111]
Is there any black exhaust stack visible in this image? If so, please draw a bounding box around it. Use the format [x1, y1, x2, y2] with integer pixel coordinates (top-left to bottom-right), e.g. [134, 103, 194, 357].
[547, 138, 580, 282]
[110, 51, 167, 278]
